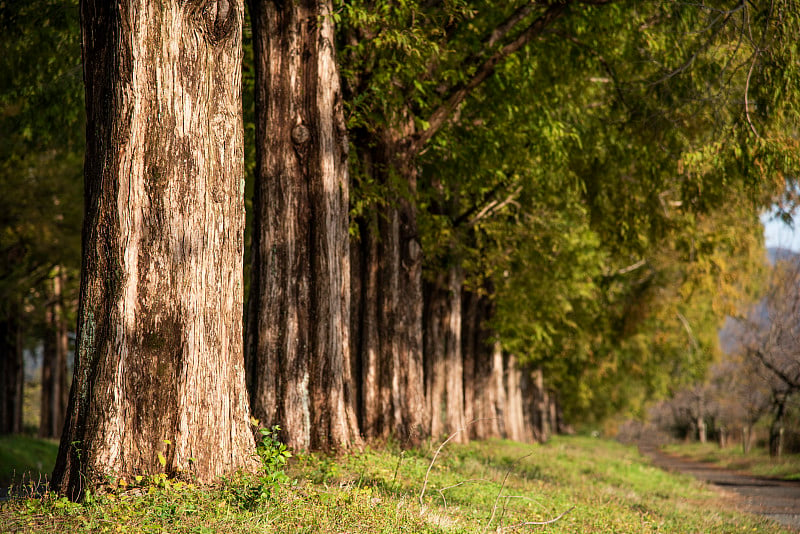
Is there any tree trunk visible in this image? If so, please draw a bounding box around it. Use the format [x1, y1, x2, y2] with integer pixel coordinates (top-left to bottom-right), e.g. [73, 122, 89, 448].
[40, 266, 69, 439]
[423, 265, 466, 441]
[491, 340, 507, 438]
[462, 291, 478, 437]
[443, 266, 466, 439]
[0, 299, 24, 435]
[52, 0, 257, 499]
[350, 132, 426, 446]
[424, 276, 447, 439]
[769, 400, 786, 457]
[718, 426, 727, 448]
[246, 0, 360, 450]
[352, 215, 381, 438]
[697, 416, 707, 444]
[525, 367, 548, 442]
[504, 354, 531, 442]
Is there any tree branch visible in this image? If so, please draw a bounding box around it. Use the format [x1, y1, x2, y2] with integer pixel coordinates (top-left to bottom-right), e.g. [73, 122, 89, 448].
[749, 348, 800, 391]
[410, 2, 570, 156]
[467, 185, 523, 227]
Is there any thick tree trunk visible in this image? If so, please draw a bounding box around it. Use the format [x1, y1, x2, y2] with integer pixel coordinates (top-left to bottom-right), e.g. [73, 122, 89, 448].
[424, 266, 466, 441]
[0, 299, 24, 435]
[52, 0, 256, 499]
[504, 354, 531, 442]
[351, 132, 426, 446]
[443, 266, 466, 439]
[461, 291, 477, 437]
[531, 367, 548, 442]
[424, 277, 447, 439]
[246, 0, 359, 450]
[491, 340, 507, 437]
[352, 215, 381, 438]
[40, 267, 69, 439]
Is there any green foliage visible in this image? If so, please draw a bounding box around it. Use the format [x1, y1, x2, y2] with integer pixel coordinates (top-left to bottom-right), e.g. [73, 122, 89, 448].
[408, 0, 793, 424]
[0, 0, 84, 350]
[255, 424, 293, 486]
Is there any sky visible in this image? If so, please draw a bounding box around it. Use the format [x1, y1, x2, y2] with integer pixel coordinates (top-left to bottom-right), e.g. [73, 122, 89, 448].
[761, 210, 800, 252]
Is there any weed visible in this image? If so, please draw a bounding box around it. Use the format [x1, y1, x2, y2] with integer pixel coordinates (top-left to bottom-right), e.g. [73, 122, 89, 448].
[254, 424, 293, 486]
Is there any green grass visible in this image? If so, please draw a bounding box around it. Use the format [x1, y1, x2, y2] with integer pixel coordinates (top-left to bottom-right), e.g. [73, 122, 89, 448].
[0, 434, 59, 488]
[662, 441, 800, 480]
[1, 435, 793, 533]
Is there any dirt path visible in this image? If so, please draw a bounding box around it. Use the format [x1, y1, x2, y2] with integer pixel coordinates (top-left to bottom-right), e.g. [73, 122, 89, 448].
[638, 441, 800, 531]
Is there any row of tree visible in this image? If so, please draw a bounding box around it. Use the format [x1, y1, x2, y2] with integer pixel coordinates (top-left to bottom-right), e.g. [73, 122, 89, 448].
[1, 0, 798, 500]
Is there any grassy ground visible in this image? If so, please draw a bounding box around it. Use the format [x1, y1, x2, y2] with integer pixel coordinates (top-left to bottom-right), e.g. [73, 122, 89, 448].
[0, 434, 59, 488]
[662, 441, 800, 480]
[1, 435, 793, 533]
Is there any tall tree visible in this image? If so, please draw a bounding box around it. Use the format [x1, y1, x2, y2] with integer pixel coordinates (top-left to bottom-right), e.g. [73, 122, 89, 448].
[344, 0, 589, 444]
[245, 0, 360, 450]
[52, 0, 257, 499]
[1, 1, 84, 438]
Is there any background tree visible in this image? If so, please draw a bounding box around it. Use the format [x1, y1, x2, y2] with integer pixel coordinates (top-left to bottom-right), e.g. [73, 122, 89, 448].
[52, 0, 257, 499]
[245, 0, 360, 450]
[735, 257, 800, 456]
[0, 0, 84, 436]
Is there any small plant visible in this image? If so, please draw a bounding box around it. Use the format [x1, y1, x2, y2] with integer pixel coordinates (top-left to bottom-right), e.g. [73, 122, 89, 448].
[255, 423, 293, 485]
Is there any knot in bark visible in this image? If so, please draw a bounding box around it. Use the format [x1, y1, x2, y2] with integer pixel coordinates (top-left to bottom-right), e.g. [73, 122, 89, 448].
[292, 124, 311, 145]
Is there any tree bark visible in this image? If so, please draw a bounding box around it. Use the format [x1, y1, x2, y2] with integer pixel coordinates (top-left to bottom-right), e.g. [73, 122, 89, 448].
[52, 0, 257, 499]
[504, 353, 531, 442]
[0, 299, 24, 435]
[424, 276, 447, 439]
[491, 340, 507, 438]
[424, 266, 466, 441]
[350, 132, 426, 446]
[462, 290, 477, 437]
[40, 266, 69, 439]
[531, 367, 548, 442]
[246, 0, 360, 450]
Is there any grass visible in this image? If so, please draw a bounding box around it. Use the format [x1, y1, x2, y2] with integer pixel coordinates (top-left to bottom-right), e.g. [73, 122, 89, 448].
[0, 435, 794, 533]
[0, 434, 59, 488]
[662, 441, 800, 480]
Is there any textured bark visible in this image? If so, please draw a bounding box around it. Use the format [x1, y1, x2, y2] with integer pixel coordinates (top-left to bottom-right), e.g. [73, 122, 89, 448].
[424, 277, 447, 439]
[52, 0, 256, 499]
[490, 340, 507, 438]
[352, 215, 381, 437]
[0, 299, 24, 435]
[423, 267, 465, 441]
[246, 0, 359, 450]
[40, 267, 69, 439]
[531, 367, 549, 442]
[351, 133, 426, 446]
[461, 291, 477, 436]
[466, 294, 504, 440]
[504, 354, 533, 443]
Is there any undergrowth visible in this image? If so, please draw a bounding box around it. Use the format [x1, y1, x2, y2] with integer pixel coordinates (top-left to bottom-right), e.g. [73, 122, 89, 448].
[0, 435, 793, 533]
